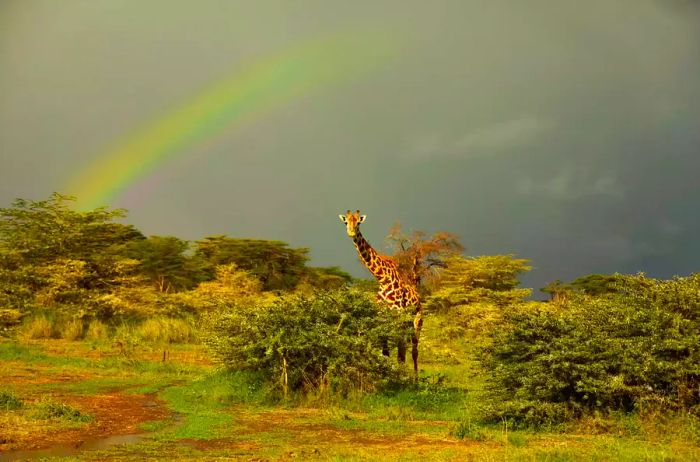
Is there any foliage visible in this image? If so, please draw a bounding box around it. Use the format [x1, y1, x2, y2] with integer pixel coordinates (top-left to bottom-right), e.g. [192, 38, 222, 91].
[0, 193, 143, 265]
[452, 418, 487, 441]
[427, 255, 532, 310]
[296, 266, 353, 293]
[205, 289, 413, 395]
[0, 390, 23, 410]
[482, 274, 700, 427]
[540, 273, 624, 300]
[539, 279, 570, 302]
[33, 399, 92, 422]
[569, 273, 624, 296]
[0, 194, 147, 321]
[195, 236, 309, 291]
[91, 285, 177, 320]
[127, 236, 207, 292]
[177, 264, 269, 312]
[385, 223, 463, 287]
[350, 278, 379, 296]
[0, 308, 23, 335]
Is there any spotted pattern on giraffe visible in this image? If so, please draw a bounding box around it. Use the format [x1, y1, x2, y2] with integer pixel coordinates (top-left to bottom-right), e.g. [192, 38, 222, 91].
[339, 210, 422, 376]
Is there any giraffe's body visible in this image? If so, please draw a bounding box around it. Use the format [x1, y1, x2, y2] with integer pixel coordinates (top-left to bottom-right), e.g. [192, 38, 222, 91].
[340, 210, 423, 375]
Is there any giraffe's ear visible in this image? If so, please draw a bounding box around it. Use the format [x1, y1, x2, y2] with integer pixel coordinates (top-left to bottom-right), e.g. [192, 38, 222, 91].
[339, 215, 347, 223]
[359, 215, 366, 223]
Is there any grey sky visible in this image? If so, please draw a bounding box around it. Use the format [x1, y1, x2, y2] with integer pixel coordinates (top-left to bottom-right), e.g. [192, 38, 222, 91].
[1, 0, 699, 294]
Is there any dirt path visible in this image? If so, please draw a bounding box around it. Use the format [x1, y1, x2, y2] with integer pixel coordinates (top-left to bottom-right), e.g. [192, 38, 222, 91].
[0, 359, 172, 458]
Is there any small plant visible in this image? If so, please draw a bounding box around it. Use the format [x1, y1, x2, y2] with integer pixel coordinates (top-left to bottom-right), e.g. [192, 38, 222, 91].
[0, 390, 23, 410]
[20, 315, 55, 339]
[60, 319, 84, 340]
[452, 417, 487, 441]
[33, 399, 92, 422]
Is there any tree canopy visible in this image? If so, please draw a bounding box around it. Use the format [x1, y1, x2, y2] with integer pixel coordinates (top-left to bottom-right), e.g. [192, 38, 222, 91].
[385, 222, 463, 287]
[195, 236, 310, 291]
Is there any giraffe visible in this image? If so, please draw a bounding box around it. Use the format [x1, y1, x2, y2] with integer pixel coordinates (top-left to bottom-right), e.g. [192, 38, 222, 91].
[339, 210, 423, 376]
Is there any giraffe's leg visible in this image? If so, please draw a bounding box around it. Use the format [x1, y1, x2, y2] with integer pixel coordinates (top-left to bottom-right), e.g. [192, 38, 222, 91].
[412, 311, 423, 377]
[397, 339, 406, 364]
[381, 337, 390, 357]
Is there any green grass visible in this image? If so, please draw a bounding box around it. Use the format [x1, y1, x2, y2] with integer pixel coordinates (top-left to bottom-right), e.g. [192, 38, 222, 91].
[33, 399, 93, 423]
[0, 341, 95, 368]
[1, 319, 700, 462]
[157, 372, 242, 440]
[452, 417, 488, 441]
[138, 419, 171, 432]
[0, 389, 23, 410]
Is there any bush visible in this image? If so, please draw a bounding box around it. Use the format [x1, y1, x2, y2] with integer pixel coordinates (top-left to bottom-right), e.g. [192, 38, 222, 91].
[481, 274, 700, 427]
[205, 289, 413, 396]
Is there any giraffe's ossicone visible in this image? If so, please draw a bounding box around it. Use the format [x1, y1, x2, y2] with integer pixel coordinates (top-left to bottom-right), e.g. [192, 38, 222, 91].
[339, 210, 422, 376]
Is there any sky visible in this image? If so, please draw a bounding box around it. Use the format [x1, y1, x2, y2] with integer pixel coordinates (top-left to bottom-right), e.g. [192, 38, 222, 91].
[1, 0, 699, 295]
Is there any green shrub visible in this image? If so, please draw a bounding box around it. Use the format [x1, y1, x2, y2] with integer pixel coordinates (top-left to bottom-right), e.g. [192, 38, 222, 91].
[85, 320, 109, 341]
[482, 274, 700, 427]
[20, 315, 55, 339]
[0, 390, 23, 410]
[60, 319, 84, 340]
[205, 289, 413, 395]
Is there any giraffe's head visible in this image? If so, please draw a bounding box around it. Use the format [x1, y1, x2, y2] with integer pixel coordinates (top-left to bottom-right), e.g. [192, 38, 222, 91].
[339, 209, 366, 237]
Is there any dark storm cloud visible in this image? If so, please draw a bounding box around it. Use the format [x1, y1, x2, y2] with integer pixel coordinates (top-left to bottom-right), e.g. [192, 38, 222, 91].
[1, 0, 699, 293]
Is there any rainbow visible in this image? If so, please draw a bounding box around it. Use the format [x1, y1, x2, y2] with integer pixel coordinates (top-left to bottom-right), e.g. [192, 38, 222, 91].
[66, 33, 396, 209]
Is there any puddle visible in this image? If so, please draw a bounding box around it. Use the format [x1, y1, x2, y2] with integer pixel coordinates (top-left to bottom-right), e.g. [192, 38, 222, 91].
[0, 412, 183, 461]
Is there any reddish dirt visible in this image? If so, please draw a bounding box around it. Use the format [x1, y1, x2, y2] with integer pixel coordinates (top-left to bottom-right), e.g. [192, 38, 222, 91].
[0, 390, 170, 452]
[0, 361, 92, 385]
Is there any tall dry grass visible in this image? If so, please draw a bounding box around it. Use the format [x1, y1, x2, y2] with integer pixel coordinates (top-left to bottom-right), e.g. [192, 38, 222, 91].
[137, 318, 196, 344]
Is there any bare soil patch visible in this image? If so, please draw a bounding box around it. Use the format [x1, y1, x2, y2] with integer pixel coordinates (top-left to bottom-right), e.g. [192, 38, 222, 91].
[0, 389, 169, 452]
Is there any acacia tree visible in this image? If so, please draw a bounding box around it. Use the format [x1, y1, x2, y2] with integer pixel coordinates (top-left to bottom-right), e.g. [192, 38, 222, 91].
[0, 193, 146, 319]
[428, 255, 532, 308]
[127, 236, 206, 292]
[0, 193, 142, 267]
[195, 236, 310, 291]
[384, 222, 463, 288]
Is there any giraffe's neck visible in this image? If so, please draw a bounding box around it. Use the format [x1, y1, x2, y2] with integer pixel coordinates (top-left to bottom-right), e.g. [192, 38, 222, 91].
[352, 230, 420, 310]
[352, 230, 385, 281]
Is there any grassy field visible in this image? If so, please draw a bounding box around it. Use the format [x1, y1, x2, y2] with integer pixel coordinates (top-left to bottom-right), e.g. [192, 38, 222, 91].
[1, 315, 699, 461]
